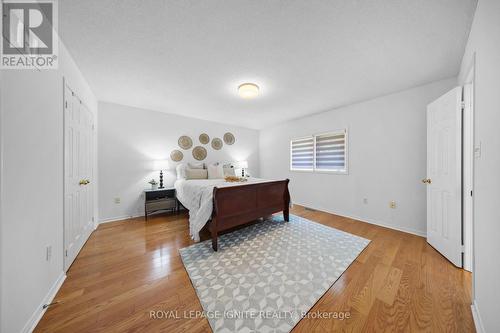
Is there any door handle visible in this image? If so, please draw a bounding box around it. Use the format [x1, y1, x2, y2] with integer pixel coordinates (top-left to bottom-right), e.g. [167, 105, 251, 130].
[421, 178, 432, 184]
[79, 179, 91, 185]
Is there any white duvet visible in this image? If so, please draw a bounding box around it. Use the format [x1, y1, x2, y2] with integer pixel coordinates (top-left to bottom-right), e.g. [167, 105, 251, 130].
[174, 178, 276, 241]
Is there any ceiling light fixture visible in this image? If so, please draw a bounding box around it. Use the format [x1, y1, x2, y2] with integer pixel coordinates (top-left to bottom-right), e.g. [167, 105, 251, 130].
[238, 83, 259, 99]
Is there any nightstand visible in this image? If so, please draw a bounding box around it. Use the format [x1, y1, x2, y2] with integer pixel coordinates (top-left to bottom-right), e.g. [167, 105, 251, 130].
[144, 188, 177, 220]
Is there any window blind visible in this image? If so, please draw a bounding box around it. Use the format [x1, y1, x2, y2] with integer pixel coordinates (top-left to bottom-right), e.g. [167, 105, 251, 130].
[290, 137, 314, 170]
[314, 131, 346, 171]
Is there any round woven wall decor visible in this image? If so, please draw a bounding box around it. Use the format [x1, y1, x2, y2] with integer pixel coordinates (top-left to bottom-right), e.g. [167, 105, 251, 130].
[223, 132, 235, 145]
[178, 135, 193, 150]
[211, 138, 223, 150]
[192, 146, 207, 161]
[170, 149, 183, 162]
[199, 133, 210, 145]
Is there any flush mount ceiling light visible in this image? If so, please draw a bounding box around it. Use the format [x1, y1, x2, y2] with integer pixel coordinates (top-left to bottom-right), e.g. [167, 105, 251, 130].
[238, 83, 259, 99]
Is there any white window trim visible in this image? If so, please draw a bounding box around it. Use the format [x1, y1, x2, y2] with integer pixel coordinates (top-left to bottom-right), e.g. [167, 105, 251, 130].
[290, 129, 349, 175]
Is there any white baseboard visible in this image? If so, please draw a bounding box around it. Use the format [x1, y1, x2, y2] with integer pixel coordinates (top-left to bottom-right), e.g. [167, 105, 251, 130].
[471, 301, 485, 333]
[99, 208, 187, 225]
[22, 272, 66, 333]
[99, 213, 144, 224]
[293, 202, 427, 238]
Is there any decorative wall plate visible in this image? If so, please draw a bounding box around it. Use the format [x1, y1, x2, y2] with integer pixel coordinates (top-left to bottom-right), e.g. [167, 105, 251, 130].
[199, 133, 210, 144]
[211, 138, 223, 150]
[192, 146, 207, 160]
[170, 149, 183, 162]
[223, 132, 235, 145]
[178, 135, 193, 150]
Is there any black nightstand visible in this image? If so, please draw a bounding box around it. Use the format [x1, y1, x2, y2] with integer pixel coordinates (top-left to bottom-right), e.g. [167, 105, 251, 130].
[144, 188, 177, 220]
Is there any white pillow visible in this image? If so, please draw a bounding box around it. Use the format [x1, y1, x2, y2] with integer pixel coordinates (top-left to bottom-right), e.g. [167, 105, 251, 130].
[207, 163, 224, 179]
[188, 162, 204, 169]
[185, 168, 208, 179]
[223, 167, 236, 177]
[176, 163, 187, 179]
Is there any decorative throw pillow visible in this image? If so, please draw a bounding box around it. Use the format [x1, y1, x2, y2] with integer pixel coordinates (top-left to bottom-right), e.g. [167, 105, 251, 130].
[223, 166, 236, 177]
[176, 163, 186, 179]
[207, 163, 224, 179]
[188, 162, 205, 169]
[185, 168, 208, 179]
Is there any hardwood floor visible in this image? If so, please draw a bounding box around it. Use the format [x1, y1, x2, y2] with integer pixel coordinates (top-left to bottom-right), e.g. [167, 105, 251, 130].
[35, 206, 474, 332]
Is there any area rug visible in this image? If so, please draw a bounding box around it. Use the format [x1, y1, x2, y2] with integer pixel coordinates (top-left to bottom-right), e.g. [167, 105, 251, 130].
[179, 214, 370, 333]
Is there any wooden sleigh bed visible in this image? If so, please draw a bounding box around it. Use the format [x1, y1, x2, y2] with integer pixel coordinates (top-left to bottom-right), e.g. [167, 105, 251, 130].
[209, 179, 290, 251]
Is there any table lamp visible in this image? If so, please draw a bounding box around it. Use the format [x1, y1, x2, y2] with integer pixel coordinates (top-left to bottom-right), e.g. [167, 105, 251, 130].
[153, 160, 170, 189]
[234, 160, 248, 177]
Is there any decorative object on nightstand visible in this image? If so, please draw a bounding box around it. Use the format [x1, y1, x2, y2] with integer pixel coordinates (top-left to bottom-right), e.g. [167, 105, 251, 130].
[148, 179, 158, 190]
[234, 160, 248, 177]
[144, 187, 177, 220]
[153, 160, 170, 189]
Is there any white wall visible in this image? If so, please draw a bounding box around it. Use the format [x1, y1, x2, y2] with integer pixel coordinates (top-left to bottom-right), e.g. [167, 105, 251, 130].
[0, 43, 97, 332]
[458, 0, 500, 331]
[260, 78, 456, 236]
[98, 102, 260, 222]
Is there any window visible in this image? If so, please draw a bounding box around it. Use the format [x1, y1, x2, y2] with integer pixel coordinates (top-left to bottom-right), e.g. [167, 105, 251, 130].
[290, 136, 314, 171]
[290, 130, 348, 174]
[315, 131, 347, 172]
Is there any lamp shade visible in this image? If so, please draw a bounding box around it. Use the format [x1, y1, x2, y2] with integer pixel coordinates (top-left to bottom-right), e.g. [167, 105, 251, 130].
[153, 160, 170, 171]
[234, 160, 248, 169]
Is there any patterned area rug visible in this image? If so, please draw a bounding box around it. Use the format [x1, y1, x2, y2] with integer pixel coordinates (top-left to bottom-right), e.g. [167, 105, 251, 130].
[179, 214, 370, 333]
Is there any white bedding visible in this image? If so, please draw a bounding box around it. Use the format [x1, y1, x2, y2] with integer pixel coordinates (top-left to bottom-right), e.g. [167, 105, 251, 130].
[174, 177, 278, 241]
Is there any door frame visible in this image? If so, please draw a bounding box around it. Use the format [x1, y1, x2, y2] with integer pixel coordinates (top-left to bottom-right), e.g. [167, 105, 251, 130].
[463, 66, 474, 273]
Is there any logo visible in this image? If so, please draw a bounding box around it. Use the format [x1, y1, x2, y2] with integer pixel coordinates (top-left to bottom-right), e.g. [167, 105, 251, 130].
[1, 0, 58, 69]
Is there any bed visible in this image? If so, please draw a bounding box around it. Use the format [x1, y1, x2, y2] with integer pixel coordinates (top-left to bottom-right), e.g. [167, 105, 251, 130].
[175, 177, 290, 251]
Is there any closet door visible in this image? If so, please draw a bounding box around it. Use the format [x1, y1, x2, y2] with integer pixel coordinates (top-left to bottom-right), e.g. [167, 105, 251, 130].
[64, 82, 95, 271]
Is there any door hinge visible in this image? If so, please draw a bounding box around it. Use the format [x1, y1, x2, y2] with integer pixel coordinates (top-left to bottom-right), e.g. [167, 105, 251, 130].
[65, 250, 68, 257]
[461, 245, 465, 252]
[461, 101, 466, 110]
[65, 101, 68, 108]
[92, 216, 95, 222]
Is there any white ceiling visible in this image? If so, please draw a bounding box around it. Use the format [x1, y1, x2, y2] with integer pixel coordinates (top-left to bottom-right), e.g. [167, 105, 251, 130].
[59, 0, 477, 129]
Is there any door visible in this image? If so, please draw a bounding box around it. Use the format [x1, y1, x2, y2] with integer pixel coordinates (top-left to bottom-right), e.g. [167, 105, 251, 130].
[64, 82, 95, 271]
[426, 87, 462, 267]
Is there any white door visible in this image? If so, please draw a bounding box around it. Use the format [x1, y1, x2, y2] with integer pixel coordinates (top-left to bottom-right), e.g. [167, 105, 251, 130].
[426, 87, 462, 267]
[64, 82, 95, 271]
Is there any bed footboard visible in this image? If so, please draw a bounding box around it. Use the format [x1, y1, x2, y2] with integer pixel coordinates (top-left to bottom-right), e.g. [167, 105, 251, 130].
[210, 179, 290, 251]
